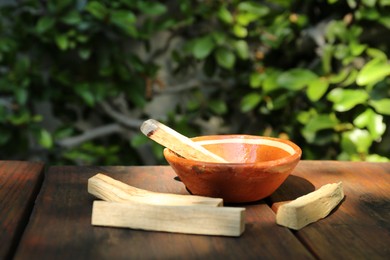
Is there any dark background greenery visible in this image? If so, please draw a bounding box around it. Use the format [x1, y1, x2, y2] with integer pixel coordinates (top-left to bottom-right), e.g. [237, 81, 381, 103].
[1, 0, 389, 165]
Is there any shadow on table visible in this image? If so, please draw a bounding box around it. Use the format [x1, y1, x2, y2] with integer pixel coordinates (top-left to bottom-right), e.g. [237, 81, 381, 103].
[175, 175, 315, 207]
[268, 175, 315, 203]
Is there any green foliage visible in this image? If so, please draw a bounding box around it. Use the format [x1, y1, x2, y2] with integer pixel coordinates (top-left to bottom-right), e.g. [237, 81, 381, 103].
[0, 0, 389, 165]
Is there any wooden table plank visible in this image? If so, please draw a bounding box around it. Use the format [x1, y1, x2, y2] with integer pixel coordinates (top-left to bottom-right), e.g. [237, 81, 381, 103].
[0, 161, 44, 260]
[269, 161, 390, 259]
[14, 165, 314, 259]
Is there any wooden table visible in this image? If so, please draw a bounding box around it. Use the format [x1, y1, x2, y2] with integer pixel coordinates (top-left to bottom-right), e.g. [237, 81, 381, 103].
[0, 161, 44, 260]
[1, 161, 389, 259]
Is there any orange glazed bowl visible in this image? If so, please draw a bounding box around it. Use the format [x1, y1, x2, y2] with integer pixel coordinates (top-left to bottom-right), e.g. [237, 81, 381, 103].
[163, 135, 302, 203]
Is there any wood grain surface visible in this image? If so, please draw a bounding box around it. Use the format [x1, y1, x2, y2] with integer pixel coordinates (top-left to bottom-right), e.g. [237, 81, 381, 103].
[12, 161, 390, 259]
[268, 161, 390, 259]
[0, 161, 44, 260]
[14, 165, 312, 259]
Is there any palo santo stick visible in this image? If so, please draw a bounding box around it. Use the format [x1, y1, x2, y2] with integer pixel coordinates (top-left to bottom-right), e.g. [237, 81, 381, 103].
[276, 182, 344, 230]
[88, 173, 223, 207]
[92, 201, 245, 237]
[140, 119, 228, 163]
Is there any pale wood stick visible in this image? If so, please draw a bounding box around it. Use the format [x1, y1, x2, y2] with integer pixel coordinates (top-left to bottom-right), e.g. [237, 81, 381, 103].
[276, 182, 344, 230]
[88, 173, 223, 206]
[140, 119, 228, 163]
[92, 201, 245, 237]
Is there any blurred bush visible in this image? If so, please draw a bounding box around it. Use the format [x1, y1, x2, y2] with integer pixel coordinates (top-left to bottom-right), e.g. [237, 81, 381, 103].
[0, 0, 389, 165]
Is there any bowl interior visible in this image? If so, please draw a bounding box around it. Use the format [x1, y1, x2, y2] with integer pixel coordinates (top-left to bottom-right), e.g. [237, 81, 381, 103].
[191, 135, 299, 163]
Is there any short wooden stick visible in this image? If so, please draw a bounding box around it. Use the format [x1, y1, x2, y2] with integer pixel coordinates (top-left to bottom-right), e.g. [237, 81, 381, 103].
[88, 173, 223, 206]
[140, 119, 228, 163]
[276, 182, 344, 230]
[92, 201, 245, 237]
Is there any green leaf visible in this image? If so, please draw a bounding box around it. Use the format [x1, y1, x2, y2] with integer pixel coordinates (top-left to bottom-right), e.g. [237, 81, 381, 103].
[249, 72, 264, 88]
[307, 77, 329, 102]
[38, 129, 53, 149]
[305, 114, 339, 132]
[365, 154, 390, 162]
[32, 114, 43, 123]
[334, 44, 349, 60]
[61, 11, 82, 25]
[111, 10, 136, 28]
[233, 24, 248, 38]
[55, 34, 68, 50]
[156, 18, 177, 31]
[79, 48, 91, 60]
[9, 110, 30, 125]
[236, 12, 259, 26]
[263, 70, 280, 93]
[63, 149, 95, 164]
[80, 91, 95, 106]
[54, 127, 74, 139]
[325, 20, 347, 43]
[111, 10, 137, 35]
[340, 69, 358, 87]
[76, 34, 88, 43]
[237, 2, 269, 17]
[128, 85, 146, 107]
[137, 2, 167, 15]
[379, 16, 390, 29]
[14, 88, 28, 105]
[356, 7, 380, 20]
[152, 143, 165, 160]
[209, 100, 227, 115]
[266, 93, 290, 111]
[131, 133, 149, 147]
[297, 109, 316, 125]
[215, 47, 235, 69]
[75, 83, 95, 106]
[329, 69, 349, 84]
[356, 59, 390, 86]
[349, 42, 366, 56]
[15, 56, 31, 74]
[193, 36, 215, 59]
[0, 38, 13, 54]
[211, 31, 226, 45]
[86, 1, 107, 20]
[353, 108, 386, 140]
[327, 88, 368, 112]
[348, 0, 358, 8]
[302, 114, 339, 143]
[217, 6, 233, 24]
[36, 16, 55, 33]
[240, 92, 262, 112]
[366, 48, 388, 60]
[369, 99, 390, 115]
[322, 45, 333, 74]
[362, 0, 376, 7]
[380, 0, 390, 6]
[342, 129, 372, 154]
[233, 40, 249, 59]
[277, 69, 318, 91]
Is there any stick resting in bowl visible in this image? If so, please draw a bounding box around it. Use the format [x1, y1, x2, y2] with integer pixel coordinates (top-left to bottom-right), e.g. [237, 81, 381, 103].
[140, 119, 228, 163]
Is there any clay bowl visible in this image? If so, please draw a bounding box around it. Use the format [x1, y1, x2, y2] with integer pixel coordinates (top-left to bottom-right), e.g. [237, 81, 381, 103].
[163, 135, 302, 203]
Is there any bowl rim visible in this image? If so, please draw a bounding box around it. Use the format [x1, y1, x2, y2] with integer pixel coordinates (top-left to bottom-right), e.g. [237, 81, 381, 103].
[163, 134, 302, 166]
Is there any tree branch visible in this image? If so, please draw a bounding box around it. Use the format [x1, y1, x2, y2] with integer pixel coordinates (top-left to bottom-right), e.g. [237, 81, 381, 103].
[147, 31, 177, 63]
[56, 123, 123, 149]
[99, 101, 144, 128]
[153, 79, 200, 94]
